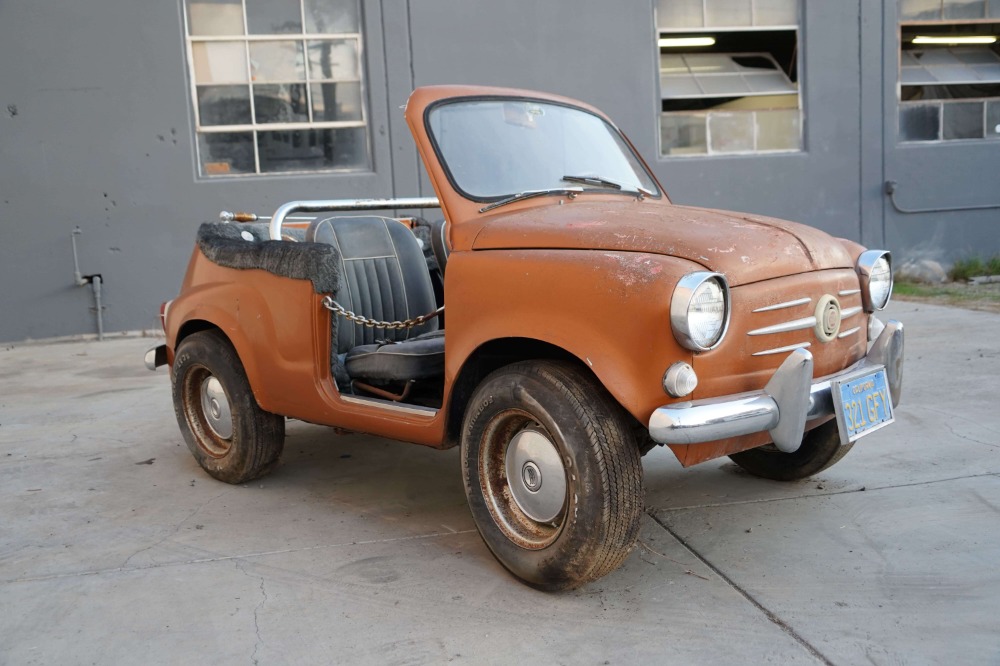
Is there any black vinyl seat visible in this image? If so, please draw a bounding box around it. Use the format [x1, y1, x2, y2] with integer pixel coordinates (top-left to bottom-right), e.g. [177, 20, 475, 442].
[307, 216, 445, 383]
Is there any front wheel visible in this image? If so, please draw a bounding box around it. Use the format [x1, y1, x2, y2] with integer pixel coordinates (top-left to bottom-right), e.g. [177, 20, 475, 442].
[172, 330, 285, 484]
[728, 420, 853, 481]
[461, 361, 644, 591]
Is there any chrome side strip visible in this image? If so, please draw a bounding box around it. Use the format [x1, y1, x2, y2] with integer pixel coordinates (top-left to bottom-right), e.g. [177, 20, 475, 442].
[341, 394, 438, 417]
[747, 316, 816, 336]
[838, 289, 861, 296]
[837, 326, 861, 339]
[752, 341, 812, 357]
[839, 306, 863, 320]
[752, 297, 812, 313]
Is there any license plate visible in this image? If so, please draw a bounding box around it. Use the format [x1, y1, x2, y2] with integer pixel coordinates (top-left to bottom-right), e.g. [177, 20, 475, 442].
[831, 367, 894, 444]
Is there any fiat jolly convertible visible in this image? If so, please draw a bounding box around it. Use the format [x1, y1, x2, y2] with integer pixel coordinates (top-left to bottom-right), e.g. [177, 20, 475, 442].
[146, 86, 904, 590]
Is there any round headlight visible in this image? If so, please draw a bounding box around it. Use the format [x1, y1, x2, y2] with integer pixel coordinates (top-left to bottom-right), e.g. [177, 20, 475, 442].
[671, 272, 730, 351]
[857, 250, 893, 312]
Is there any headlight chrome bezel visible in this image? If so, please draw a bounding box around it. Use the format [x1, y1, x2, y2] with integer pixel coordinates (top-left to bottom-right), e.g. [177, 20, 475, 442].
[671, 271, 731, 352]
[857, 250, 893, 312]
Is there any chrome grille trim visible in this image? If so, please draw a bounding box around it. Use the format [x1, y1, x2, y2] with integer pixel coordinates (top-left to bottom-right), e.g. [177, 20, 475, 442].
[752, 342, 812, 357]
[840, 306, 863, 320]
[752, 297, 812, 313]
[748, 316, 816, 336]
[838, 326, 861, 339]
[838, 289, 861, 296]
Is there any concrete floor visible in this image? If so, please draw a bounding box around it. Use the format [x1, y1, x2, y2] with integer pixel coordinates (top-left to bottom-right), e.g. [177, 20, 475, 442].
[2, 300, 998, 665]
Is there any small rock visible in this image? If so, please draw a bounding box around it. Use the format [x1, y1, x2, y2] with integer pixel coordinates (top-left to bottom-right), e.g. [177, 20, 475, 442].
[896, 258, 946, 284]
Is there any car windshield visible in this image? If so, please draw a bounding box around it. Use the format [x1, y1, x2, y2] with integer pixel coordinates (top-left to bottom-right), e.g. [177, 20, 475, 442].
[426, 99, 659, 200]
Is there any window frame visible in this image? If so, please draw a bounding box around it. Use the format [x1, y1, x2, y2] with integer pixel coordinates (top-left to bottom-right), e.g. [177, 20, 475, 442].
[896, 17, 1000, 145]
[182, 0, 373, 178]
[654, 0, 804, 160]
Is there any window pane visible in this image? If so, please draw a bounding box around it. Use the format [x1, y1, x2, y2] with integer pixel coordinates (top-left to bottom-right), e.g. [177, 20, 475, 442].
[192, 42, 249, 84]
[198, 132, 255, 175]
[943, 0, 986, 18]
[660, 54, 688, 73]
[661, 114, 708, 155]
[754, 0, 798, 25]
[253, 84, 308, 123]
[708, 112, 754, 152]
[307, 39, 360, 80]
[187, 0, 244, 36]
[686, 54, 739, 73]
[245, 0, 302, 34]
[755, 109, 800, 150]
[900, 104, 940, 141]
[900, 0, 941, 20]
[249, 41, 306, 81]
[661, 74, 703, 97]
[305, 0, 360, 33]
[705, 0, 751, 27]
[745, 71, 797, 93]
[657, 0, 704, 28]
[942, 101, 985, 139]
[987, 100, 1000, 137]
[697, 73, 751, 95]
[197, 85, 252, 126]
[258, 127, 368, 172]
[311, 81, 363, 121]
[991, 0, 1000, 17]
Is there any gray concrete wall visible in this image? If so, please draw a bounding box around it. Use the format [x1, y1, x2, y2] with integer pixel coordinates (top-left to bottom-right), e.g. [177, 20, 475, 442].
[1, 1, 998, 342]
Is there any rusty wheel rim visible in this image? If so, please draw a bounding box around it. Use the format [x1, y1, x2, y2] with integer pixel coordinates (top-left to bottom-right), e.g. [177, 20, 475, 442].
[182, 365, 233, 458]
[479, 410, 567, 550]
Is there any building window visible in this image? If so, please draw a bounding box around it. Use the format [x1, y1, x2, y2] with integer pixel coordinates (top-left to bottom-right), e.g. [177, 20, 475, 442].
[183, 0, 370, 177]
[898, 2, 1000, 143]
[656, 0, 802, 157]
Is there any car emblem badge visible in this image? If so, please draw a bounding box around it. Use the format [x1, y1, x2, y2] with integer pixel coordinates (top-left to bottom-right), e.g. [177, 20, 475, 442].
[814, 295, 841, 342]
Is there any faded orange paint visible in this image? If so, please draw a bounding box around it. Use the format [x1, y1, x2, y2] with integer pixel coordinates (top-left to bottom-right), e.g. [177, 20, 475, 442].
[163, 84, 882, 466]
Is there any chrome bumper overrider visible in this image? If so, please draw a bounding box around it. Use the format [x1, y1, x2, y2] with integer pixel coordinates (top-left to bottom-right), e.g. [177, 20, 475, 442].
[648, 320, 904, 453]
[144, 344, 168, 371]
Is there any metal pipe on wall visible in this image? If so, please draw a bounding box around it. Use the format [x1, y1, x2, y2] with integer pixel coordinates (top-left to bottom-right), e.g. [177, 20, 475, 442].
[70, 228, 105, 341]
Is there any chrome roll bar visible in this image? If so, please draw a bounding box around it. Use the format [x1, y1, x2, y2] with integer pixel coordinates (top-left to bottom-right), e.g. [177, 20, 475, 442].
[268, 198, 440, 240]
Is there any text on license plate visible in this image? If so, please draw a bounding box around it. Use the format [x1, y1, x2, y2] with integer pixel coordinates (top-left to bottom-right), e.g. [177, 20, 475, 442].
[833, 368, 894, 443]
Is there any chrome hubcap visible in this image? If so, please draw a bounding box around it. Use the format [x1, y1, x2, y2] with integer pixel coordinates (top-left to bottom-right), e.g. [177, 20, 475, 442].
[199, 376, 233, 440]
[505, 429, 566, 523]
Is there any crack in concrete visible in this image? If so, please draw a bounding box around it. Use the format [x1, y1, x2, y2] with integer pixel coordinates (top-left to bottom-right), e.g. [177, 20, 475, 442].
[2, 528, 476, 586]
[647, 510, 836, 666]
[940, 422, 1000, 449]
[654, 471, 1000, 513]
[121, 487, 231, 569]
[236, 560, 267, 665]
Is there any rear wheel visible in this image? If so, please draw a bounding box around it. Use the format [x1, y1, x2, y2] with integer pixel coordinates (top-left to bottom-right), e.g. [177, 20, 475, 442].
[172, 330, 285, 484]
[461, 361, 643, 591]
[728, 420, 853, 481]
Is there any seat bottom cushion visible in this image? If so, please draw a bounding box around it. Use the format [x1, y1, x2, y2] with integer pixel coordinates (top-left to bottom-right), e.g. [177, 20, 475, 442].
[344, 330, 445, 382]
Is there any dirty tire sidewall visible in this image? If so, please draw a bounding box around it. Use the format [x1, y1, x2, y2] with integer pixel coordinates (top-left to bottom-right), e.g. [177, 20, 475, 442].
[728, 420, 853, 481]
[172, 330, 285, 485]
[461, 361, 643, 591]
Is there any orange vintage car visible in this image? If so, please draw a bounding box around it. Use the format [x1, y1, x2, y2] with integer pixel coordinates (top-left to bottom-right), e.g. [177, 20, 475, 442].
[146, 85, 903, 590]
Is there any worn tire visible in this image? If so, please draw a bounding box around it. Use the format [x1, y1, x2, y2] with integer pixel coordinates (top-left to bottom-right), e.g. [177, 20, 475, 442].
[461, 361, 644, 591]
[728, 420, 853, 481]
[172, 330, 285, 484]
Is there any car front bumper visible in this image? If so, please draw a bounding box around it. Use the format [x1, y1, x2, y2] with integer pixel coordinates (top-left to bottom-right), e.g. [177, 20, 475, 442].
[648, 319, 904, 453]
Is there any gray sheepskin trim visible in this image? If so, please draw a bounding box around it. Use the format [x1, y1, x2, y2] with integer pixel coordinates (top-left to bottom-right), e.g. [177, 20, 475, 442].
[196, 222, 340, 295]
[196, 221, 348, 388]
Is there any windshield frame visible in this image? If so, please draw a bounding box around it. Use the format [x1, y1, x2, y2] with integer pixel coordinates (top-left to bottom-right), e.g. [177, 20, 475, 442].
[422, 95, 662, 204]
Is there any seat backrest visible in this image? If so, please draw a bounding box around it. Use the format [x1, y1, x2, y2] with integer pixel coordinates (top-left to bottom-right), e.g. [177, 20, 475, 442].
[307, 216, 439, 353]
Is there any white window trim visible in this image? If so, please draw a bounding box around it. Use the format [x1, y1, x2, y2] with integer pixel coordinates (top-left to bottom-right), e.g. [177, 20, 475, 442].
[183, 0, 371, 178]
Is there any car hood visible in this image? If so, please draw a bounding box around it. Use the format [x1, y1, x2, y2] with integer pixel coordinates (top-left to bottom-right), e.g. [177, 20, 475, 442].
[471, 199, 854, 286]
